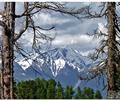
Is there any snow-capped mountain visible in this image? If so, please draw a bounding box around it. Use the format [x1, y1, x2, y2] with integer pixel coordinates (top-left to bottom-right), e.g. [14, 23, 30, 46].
[24, 47, 92, 79]
[13, 47, 106, 96]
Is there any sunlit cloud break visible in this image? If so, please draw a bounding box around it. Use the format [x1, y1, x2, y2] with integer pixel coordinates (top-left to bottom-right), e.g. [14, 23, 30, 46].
[52, 34, 97, 46]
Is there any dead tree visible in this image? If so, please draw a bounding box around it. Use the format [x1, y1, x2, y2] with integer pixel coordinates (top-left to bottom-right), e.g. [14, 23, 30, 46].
[107, 2, 118, 98]
[77, 2, 120, 99]
[0, 2, 86, 99]
[1, 2, 15, 99]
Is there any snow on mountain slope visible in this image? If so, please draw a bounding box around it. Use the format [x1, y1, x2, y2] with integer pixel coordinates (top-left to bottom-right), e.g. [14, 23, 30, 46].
[32, 47, 89, 77]
[14, 47, 106, 96]
[18, 59, 32, 70]
[15, 47, 90, 80]
[16, 47, 96, 79]
[54, 58, 65, 76]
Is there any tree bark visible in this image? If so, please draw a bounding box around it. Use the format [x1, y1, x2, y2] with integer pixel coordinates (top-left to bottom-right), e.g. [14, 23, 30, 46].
[0, 44, 4, 99]
[107, 2, 118, 98]
[2, 2, 15, 99]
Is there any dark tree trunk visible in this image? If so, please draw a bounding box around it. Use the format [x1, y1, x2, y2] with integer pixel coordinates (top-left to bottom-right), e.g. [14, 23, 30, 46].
[2, 2, 15, 99]
[107, 2, 119, 98]
[9, 2, 15, 98]
[0, 44, 4, 99]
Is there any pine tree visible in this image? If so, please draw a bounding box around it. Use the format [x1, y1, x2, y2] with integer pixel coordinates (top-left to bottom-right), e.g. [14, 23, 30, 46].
[64, 86, 74, 99]
[55, 82, 64, 99]
[94, 90, 102, 99]
[82, 87, 94, 99]
[75, 87, 84, 99]
[15, 79, 103, 99]
[40, 79, 47, 99]
[46, 79, 56, 99]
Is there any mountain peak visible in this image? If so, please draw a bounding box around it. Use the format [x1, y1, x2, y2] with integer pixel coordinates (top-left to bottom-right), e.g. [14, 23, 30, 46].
[18, 47, 91, 78]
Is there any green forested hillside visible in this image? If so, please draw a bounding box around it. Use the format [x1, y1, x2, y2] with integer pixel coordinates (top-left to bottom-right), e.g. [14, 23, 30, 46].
[15, 78, 102, 99]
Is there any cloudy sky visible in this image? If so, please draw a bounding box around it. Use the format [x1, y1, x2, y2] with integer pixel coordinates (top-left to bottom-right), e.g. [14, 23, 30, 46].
[0, 2, 107, 57]
[26, 2, 107, 55]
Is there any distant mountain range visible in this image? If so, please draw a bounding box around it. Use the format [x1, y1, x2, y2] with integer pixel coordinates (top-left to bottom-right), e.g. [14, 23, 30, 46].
[13, 47, 107, 96]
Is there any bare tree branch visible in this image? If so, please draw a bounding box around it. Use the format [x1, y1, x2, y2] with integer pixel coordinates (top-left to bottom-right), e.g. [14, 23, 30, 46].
[14, 2, 29, 42]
